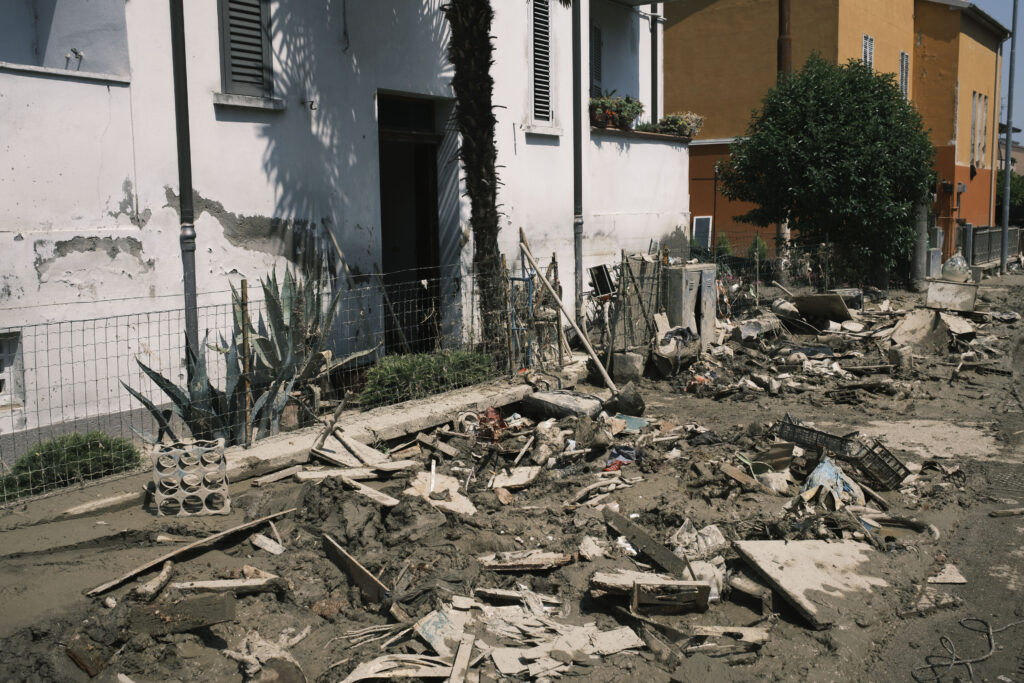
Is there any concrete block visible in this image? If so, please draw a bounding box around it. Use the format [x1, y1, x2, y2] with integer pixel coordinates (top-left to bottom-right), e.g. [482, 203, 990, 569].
[612, 351, 645, 384]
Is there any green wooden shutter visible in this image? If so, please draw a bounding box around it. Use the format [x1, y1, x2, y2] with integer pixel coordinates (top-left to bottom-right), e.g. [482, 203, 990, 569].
[220, 0, 271, 97]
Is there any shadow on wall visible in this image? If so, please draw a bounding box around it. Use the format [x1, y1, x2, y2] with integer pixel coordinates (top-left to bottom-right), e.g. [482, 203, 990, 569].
[255, 1, 452, 280]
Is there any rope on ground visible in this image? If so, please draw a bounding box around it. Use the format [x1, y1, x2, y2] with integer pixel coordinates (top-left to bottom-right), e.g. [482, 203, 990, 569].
[911, 617, 1024, 682]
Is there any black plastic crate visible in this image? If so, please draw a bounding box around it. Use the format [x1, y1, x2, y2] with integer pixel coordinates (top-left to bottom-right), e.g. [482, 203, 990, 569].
[851, 438, 910, 491]
[777, 414, 858, 458]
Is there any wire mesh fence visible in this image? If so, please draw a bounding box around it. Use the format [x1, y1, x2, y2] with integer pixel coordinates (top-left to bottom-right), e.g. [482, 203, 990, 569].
[0, 261, 569, 505]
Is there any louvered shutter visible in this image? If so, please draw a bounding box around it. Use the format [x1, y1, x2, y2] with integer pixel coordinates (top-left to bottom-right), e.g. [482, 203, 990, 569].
[862, 34, 874, 69]
[220, 0, 271, 97]
[533, 0, 551, 121]
[899, 51, 909, 99]
[590, 26, 602, 98]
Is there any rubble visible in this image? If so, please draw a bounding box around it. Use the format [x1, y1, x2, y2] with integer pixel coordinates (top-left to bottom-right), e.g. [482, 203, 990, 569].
[4, 266, 1022, 683]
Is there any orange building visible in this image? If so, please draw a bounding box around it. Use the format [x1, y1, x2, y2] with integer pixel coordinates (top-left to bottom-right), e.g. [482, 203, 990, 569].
[665, 0, 1008, 260]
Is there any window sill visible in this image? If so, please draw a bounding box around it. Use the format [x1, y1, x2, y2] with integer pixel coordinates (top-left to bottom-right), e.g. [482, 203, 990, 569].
[212, 92, 286, 111]
[521, 123, 562, 138]
[0, 60, 130, 85]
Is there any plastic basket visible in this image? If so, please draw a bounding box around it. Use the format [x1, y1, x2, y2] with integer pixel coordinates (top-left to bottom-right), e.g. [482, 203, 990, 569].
[777, 414, 858, 458]
[850, 438, 909, 491]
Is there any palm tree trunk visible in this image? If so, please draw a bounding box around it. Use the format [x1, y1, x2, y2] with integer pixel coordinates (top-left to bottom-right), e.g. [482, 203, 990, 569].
[443, 0, 508, 358]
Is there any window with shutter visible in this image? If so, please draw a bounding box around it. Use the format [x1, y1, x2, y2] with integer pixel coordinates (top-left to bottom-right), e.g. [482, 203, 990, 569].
[899, 51, 909, 99]
[590, 25, 602, 98]
[219, 0, 272, 97]
[862, 34, 874, 70]
[970, 91, 978, 165]
[533, 0, 552, 122]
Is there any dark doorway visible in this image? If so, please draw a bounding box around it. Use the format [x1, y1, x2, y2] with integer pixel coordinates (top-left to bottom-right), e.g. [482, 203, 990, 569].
[377, 95, 442, 353]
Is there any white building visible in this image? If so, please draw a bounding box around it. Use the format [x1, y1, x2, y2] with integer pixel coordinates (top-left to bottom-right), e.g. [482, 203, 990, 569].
[0, 0, 688, 441]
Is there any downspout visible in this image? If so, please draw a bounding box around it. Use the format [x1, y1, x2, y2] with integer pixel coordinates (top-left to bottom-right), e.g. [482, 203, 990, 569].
[1001, 0, 1018, 274]
[170, 0, 199, 364]
[572, 0, 584, 325]
[650, 3, 659, 121]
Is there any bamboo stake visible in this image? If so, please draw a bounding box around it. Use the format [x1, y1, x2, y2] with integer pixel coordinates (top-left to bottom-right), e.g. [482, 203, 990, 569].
[519, 230, 617, 394]
[241, 280, 253, 448]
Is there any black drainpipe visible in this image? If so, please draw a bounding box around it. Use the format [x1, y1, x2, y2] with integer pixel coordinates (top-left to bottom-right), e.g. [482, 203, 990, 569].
[651, 3, 659, 121]
[572, 0, 584, 325]
[169, 0, 199, 366]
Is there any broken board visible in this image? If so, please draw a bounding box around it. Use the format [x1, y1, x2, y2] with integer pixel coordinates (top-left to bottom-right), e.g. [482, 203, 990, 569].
[733, 540, 888, 630]
[490, 466, 542, 490]
[323, 533, 390, 604]
[477, 549, 573, 572]
[129, 593, 236, 635]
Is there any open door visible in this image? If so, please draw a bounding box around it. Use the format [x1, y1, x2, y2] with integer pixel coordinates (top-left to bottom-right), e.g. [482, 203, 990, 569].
[377, 95, 442, 353]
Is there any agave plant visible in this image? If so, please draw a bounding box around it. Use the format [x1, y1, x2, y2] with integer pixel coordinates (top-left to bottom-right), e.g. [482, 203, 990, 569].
[125, 264, 376, 445]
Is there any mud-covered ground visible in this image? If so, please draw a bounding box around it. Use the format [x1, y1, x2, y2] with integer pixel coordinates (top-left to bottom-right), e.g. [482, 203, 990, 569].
[0, 273, 1022, 683]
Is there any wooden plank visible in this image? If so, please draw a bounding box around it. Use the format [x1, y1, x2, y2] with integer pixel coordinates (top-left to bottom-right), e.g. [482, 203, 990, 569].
[447, 634, 475, 683]
[294, 467, 379, 483]
[313, 436, 363, 468]
[340, 476, 400, 507]
[719, 462, 761, 489]
[603, 508, 695, 579]
[133, 560, 174, 601]
[323, 533, 390, 604]
[252, 465, 303, 487]
[477, 549, 572, 572]
[250, 533, 285, 555]
[337, 431, 389, 465]
[989, 507, 1024, 518]
[473, 587, 562, 605]
[417, 433, 460, 459]
[86, 509, 295, 596]
[168, 578, 285, 595]
[129, 593, 236, 635]
[490, 466, 542, 490]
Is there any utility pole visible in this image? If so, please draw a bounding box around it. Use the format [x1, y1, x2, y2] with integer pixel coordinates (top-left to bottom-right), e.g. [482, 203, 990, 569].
[169, 0, 199, 367]
[776, 0, 792, 281]
[1001, 0, 1019, 274]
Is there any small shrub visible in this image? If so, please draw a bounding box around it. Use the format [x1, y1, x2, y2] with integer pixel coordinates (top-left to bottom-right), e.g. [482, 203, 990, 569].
[1, 431, 142, 499]
[748, 235, 769, 262]
[716, 233, 733, 257]
[358, 350, 496, 409]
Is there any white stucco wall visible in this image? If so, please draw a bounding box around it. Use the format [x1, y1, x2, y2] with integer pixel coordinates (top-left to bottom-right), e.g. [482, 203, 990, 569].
[0, 0, 687, 439]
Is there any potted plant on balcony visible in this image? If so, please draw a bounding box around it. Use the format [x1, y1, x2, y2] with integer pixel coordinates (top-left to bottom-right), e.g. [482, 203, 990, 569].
[589, 90, 617, 128]
[615, 96, 644, 130]
[653, 112, 704, 140]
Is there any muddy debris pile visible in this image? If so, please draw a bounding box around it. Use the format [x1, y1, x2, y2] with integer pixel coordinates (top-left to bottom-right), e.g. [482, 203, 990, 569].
[42, 371, 987, 683]
[668, 287, 1021, 405]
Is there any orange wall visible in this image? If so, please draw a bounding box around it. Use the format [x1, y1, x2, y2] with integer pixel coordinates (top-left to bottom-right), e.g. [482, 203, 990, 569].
[838, 0, 915, 92]
[689, 143, 776, 256]
[913, 0, 960, 147]
[664, 0, 837, 140]
[955, 14, 1002, 173]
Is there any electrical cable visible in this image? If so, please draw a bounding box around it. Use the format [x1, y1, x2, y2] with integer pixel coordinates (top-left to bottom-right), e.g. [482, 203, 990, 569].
[911, 617, 1024, 682]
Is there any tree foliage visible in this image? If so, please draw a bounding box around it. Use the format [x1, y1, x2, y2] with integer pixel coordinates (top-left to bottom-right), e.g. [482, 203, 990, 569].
[720, 55, 934, 278]
[996, 168, 1024, 225]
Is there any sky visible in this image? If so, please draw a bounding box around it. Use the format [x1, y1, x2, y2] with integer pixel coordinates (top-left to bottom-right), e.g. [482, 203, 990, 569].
[972, 0, 1022, 135]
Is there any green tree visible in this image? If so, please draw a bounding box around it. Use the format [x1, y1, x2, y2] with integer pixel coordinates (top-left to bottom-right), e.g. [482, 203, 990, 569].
[719, 55, 934, 280]
[715, 233, 733, 257]
[996, 168, 1024, 225]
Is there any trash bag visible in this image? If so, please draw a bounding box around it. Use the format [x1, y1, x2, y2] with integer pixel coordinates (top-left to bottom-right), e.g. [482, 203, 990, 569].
[801, 457, 865, 508]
